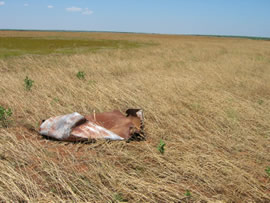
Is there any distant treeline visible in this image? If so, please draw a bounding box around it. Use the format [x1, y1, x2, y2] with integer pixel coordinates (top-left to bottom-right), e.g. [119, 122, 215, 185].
[192, 34, 270, 41]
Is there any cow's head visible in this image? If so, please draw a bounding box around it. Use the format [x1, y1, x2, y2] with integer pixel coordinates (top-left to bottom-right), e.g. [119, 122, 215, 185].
[126, 109, 145, 141]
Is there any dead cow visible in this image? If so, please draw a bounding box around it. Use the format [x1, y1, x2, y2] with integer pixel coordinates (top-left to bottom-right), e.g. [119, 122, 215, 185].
[39, 109, 144, 142]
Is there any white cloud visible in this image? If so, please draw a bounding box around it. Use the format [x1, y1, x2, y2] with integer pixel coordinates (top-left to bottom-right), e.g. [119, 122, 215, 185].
[82, 8, 93, 15]
[0, 1, 5, 6]
[66, 7, 82, 12]
[24, 3, 29, 7]
[48, 5, 53, 9]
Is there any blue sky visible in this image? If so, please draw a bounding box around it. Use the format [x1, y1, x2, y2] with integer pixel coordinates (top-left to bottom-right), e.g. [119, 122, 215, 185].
[0, 0, 270, 37]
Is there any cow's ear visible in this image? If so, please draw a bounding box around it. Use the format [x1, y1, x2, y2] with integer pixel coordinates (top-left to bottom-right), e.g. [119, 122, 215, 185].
[126, 109, 140, 117]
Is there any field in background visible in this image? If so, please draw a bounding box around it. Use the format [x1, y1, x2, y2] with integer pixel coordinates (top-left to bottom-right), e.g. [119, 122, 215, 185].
[0, 36, 147, 58]
[0, 31, 270, 202]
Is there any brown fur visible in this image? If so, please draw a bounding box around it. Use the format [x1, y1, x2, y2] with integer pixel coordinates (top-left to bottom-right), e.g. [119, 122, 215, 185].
[84, 109, 143, 140]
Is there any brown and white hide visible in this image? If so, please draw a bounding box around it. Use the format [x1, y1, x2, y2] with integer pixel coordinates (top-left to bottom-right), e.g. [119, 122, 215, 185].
[39, 109, 144, 142]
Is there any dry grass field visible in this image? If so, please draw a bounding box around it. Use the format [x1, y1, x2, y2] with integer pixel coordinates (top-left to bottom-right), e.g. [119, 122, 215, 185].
[0, 31, 270, 202]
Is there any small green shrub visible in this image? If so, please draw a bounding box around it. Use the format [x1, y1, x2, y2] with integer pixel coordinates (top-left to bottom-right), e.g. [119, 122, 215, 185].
[258, 99, 264, 105]
[185, 190, 191, 197]
[76, 71, 85, 80]
[158, 139, 166, 154]
[50, 97, 60, 105]
[266, 167, 270, 177]
[24, 76, 34, 90]
[0, 106, 12, 127]
[114, 193, 128, 202]
[88, 79, 97, 86]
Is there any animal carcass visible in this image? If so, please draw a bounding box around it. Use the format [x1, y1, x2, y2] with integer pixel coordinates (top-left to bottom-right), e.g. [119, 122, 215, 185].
[39, 109, 144, 142]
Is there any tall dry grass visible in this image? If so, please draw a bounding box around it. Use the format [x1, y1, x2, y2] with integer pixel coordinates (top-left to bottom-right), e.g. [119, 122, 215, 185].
[0, 31, 270, 202]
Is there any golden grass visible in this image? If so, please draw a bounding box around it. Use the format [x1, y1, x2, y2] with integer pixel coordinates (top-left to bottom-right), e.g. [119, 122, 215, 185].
[0, 31, 270, 202]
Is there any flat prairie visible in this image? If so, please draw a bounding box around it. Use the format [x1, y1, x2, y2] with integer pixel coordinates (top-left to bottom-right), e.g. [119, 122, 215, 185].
[0, 31, 270, 202]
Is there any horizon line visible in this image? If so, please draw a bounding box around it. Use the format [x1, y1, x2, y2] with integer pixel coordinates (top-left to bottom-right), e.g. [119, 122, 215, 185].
[1, 28, 270, 40]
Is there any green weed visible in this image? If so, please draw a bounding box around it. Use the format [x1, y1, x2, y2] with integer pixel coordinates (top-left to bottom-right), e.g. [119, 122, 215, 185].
[0, 106, 12, 128]
[258, 99, 264, 105]
[114, 193, 128, 202]
[50, 97, 60, 105]
[76, 71, 86, 80]
[266, 167, 270, 177]
[185, 190, 191, 197]
[24, 76, 34, 91]
[158, 140, 166, 154]
[88, 80, 97, 86]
